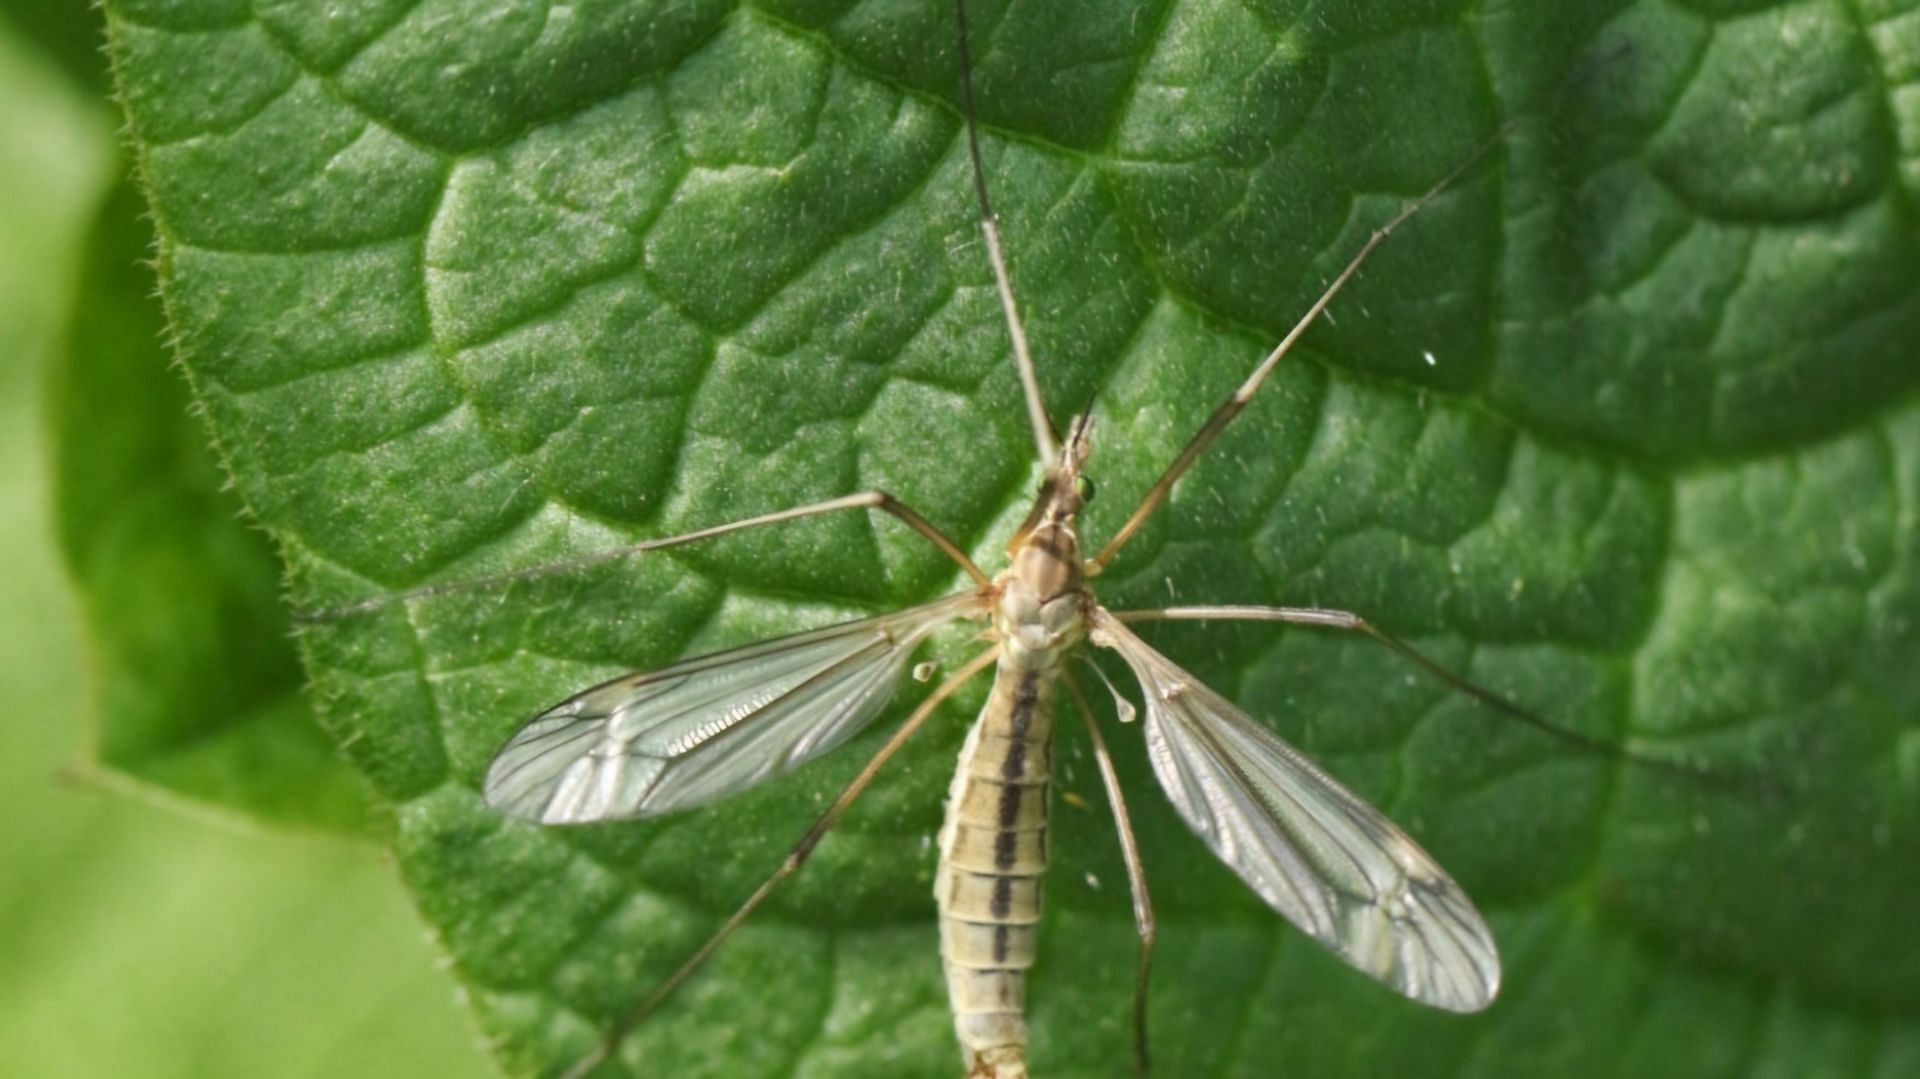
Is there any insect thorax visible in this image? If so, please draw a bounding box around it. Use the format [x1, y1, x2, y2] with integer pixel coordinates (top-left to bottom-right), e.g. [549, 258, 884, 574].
[994, 523, 1089, 671]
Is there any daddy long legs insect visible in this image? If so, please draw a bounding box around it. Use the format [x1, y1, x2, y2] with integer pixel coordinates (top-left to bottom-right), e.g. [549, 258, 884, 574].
[308, 6, 1705, 1077]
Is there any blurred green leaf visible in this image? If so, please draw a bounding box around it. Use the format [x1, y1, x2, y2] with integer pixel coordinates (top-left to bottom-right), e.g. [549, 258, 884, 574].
[0, 0, 112, 94]
[0, 15, 486, 1079]
[49, 176, 376, 833]
[102, 1, 1920, 1076]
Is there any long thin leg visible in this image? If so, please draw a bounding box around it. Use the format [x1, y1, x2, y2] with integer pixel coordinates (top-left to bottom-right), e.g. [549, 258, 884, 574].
[1089, 123, 1520, 572]
[1114, 605, 1746, 788]
[560, 646, 999, 1079]
[1064, 670, 1155, 1079]
[300, 490, 989, 621]
[954, 0, 1058, 467]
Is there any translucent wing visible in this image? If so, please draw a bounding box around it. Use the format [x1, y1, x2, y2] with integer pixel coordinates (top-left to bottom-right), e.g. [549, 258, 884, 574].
[1093, 612, 1500, 1012]
[486, 590, 988, 824]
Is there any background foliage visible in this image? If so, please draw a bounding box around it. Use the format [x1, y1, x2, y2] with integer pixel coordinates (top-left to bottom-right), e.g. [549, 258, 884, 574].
[0, 2, 485, 1075]
[15, 0, 1920, 1076]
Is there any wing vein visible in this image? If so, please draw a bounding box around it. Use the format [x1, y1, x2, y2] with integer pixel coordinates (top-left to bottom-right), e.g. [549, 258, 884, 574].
[484, 590, 989, 823]
[1091, 608, 1499, 1012]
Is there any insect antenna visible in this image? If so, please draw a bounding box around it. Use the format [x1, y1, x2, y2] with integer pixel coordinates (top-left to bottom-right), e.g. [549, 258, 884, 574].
[954, 0, 1058, 467]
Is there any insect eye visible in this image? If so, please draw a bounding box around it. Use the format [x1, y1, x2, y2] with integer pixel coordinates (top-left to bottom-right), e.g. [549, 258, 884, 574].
[1074, 475, 1095, 503]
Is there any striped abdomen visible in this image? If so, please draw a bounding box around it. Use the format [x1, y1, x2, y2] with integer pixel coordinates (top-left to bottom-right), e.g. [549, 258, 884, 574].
[935, 657, 1057, 1079]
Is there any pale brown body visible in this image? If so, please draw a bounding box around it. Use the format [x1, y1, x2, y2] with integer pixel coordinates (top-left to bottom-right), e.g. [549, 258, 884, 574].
[466, 6, 1525, 1063]
[935, 430, 1092, 1078]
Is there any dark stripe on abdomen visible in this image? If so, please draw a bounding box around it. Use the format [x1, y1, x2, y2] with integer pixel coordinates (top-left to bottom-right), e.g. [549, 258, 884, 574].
[998, 672, 1040, 781]
[994, 670, 1042, 871]
[988, 875, 1014, 920]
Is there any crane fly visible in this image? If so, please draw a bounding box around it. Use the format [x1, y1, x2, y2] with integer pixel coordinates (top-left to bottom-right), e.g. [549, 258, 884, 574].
[311, 4, 1667, 1076]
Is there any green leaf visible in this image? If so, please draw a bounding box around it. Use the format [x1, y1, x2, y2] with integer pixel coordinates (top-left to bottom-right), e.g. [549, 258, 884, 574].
[0, 0, 114, 94]
[49, 172, 377, 834]
[104, 1, 1920, 1076]
[0, 16, 486, 1077]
